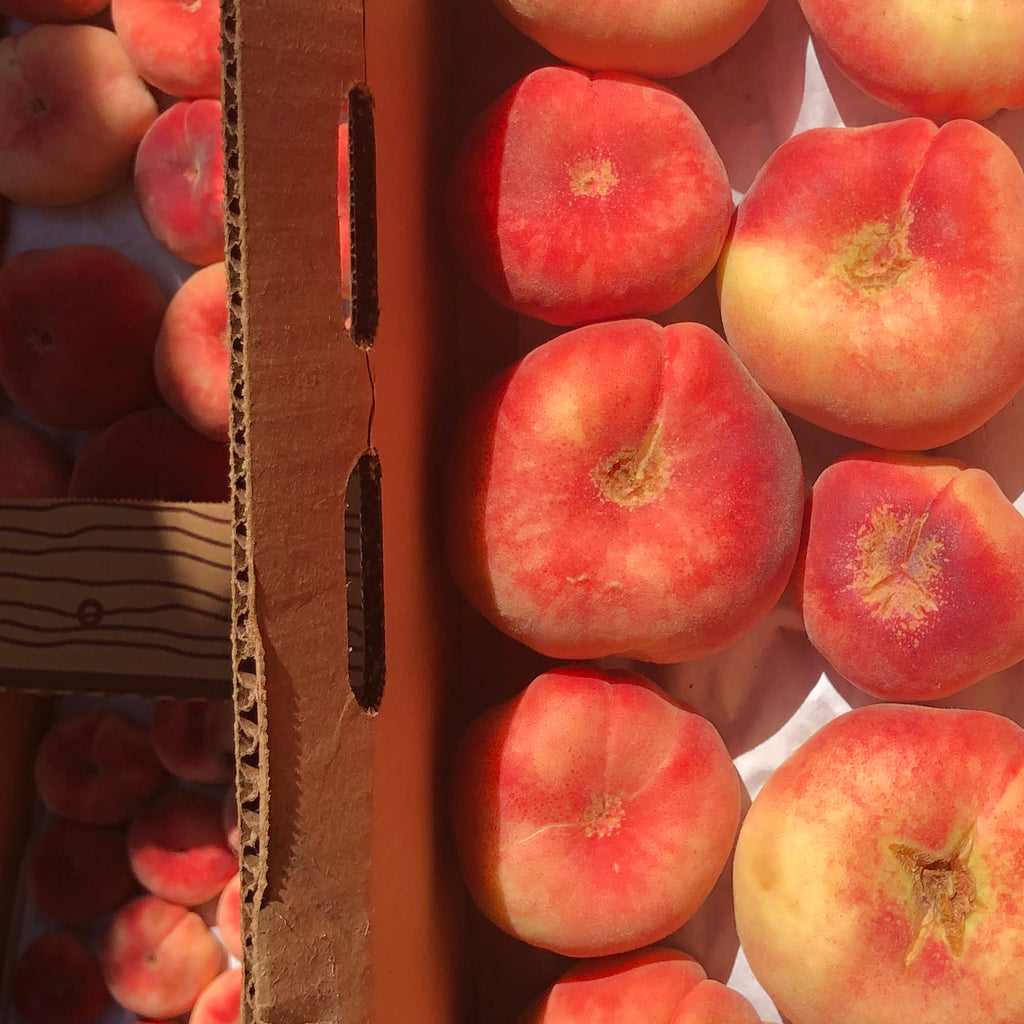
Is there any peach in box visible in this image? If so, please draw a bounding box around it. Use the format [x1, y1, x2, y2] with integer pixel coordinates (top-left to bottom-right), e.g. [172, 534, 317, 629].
[101, 895, 224, 1019]
[490, 0, 769, 79]
[189, 968, 241, 1024]
[0, 245, 165, 431]
[797, 450, 1024, 701]
[128, 788, 239, 906]
[718, 118, 1024, 450]
[34, 710, 165, 826]
[797, 0, 1024, 119]
[519, 947, 766, 1024]
[135, 100, 226, 268]
[30, 817, 137, 926]
[446, 66, 732, 327]
[444, 318, 804, 662]
[155, 263, 230, 442]
[111, 0, 221, 99]
[0, 25, 157, 206]
[11, 931, 110, 1024]
[68, 406, 230, 502]
[150, 698, 235, 784]
[449, 665, 740, 958]
[0, 415, 69, 498]
[733, 704, 1024, 1024]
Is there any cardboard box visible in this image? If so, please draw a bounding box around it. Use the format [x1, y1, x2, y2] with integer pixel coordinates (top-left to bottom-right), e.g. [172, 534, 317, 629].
[4, 0, 1023, 1020]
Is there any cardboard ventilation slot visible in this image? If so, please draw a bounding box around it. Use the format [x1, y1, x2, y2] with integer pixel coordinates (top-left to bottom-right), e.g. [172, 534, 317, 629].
[345, 450, 385, 712]
[348, 85, 380, 350]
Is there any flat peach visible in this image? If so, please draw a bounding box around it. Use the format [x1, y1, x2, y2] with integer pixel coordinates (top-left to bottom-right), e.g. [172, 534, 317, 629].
[135, 100, 225, 267]
[101, 895, 224, 1019]
[33, 710, 165, 825]
[29, 817, 136, 926]
[0, 415, 69, 497]
[718, 118, 1024, 449]
[450, 665, 741, 957]
[734, 704, 1024, 1024]
[798, 0, 1024, 119]
[189, 968, 241, 1024]
[111, 0, 221, 98]
[150, 698, 234, 784]
[0, 0, 109, 20]
[11, 931, 110, 1024]
[444, 318, 804, 662]
[154, 263, 230, 441]
[67, 406, 230, 501]
[491, 0, 770, 78]
[215, 872, 241, 960]
[0, 245, 165, 431]
[518, 948, 706, 1024]
[798, 450, 1024, 701]
[0, 25, 157, 205]
[447, 66, 732, 326]
[128, 787, 239, 906]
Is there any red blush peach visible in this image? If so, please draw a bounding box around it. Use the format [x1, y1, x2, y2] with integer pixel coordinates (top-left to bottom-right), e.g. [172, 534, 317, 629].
[150, 698, 234, 784]
[718, 118, 1024, 449]
[67, 406, 230, 502]
[444, 318, 804, 663]
[189, 968, 242, 1024]
[154, 263, 230, 441]
[101, 895, 224, 1019]
[0, 415, 69, 497]
[797, 0, 1024, 119]
[135, 100, 225, 267]
[110, 0, 221, 99]
[33, 710, 165, 825]
[449, 665, 741, 958]
[491, 0, 770, 78]
[215, 872, 241, 960]
[128, 787, 239, 906]
[0, 0, 109, 20]
[446, 66, 732, 327]
[0, 245, 165, 431]
[29, 817, 136, 926]
[798, 450, 1024, 701]
[733, 704, 1024, 1024]
[11, 931, 110, 1024]
[0, 25, 157, 205]
[519, 946, 766, 1024]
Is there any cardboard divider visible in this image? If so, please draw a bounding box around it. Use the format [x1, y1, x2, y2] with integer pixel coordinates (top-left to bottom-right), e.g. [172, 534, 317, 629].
[223, 0, 382, 1019]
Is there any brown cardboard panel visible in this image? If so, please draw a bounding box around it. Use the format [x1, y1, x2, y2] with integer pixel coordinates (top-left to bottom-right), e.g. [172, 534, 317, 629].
[362, 0, 471, 1014]
[226, 0, 377, 1019]
[0, 500, 232, 690]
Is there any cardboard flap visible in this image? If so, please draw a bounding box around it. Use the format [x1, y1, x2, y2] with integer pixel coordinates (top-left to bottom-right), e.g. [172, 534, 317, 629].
[0, 500, 232, 692]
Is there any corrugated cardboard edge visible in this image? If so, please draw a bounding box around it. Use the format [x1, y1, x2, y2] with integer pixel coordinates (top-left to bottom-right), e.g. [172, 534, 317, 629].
[223, 0, 376, 1020]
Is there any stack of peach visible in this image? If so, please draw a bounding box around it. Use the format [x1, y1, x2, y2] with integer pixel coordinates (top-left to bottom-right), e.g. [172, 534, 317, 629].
[0, 0, 230, 501]
[8, 700, 241, 1024]
[443, 1, 1024, 1023]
